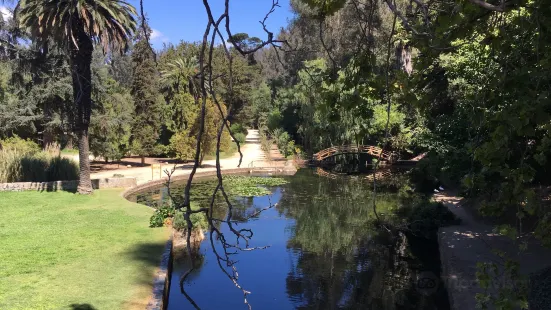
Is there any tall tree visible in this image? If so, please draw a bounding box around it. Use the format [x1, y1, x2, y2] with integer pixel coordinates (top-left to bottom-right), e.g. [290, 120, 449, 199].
[18, 0, 136, 194]
[130, 20, 162, 165]
[90, 50, 134, 163]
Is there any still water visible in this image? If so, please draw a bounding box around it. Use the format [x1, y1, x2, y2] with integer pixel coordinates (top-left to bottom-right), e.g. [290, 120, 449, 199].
[129, 169, 449, 310]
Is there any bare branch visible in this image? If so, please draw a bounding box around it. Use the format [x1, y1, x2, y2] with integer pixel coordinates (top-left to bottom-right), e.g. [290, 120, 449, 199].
[224, 0, 289, 55]
[176, 1, 277, 308]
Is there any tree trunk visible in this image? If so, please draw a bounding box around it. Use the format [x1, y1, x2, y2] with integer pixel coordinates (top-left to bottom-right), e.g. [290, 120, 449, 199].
[199, 152, 205, 167]
[43, 128, 54, 150]
[70, 27, 94, 194]
[65, 134, 74, 150]
[141, 156, 145, 165]
[77, 129, 93, 194]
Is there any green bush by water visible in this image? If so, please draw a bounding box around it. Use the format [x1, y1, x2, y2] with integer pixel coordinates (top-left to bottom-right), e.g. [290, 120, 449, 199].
[173, 205, 208, 232]
[0, 149, 79, 183]
[149, 202, 176, 227]
[149, 200, 208, 231]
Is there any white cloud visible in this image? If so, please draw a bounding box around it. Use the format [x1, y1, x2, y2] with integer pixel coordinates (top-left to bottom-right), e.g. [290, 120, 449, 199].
[0, 6, 13, 21]
[150, 29, 163, 40]
[150, 28, 169, 44]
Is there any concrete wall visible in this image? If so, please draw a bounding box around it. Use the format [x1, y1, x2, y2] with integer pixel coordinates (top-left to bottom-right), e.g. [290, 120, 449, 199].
[0, 177, 137, 192]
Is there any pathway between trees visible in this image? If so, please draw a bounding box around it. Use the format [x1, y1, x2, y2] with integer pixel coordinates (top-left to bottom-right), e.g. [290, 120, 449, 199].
[91, 130, 268, 185]
[434, 192, 551, 310]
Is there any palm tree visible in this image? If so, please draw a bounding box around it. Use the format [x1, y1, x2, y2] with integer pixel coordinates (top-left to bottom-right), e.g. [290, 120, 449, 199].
[161, 56, 199, 95]
[18, 0, 137, 194]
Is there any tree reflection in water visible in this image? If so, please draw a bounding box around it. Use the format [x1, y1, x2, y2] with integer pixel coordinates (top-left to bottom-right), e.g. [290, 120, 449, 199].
[279, 170, 448, 310]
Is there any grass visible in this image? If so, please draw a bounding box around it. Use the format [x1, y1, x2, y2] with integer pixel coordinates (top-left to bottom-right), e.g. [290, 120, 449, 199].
[60, 148, 79, 156]
[0, 189, 169, 310]
[203, 142, 241, 161]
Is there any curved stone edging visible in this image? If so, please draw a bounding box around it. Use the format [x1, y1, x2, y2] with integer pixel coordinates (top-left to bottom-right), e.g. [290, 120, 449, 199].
[121, 168, 252, 199]
[146, 233, 173, 310]
[121, 167, 297, 199]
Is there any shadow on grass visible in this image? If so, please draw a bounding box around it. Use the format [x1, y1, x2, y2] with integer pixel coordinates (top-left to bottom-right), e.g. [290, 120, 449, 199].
[70, 304, 97, 310]
[126, 242, 167, 267]
[37, 181, 78, 193]
[124, 241, 171, 307]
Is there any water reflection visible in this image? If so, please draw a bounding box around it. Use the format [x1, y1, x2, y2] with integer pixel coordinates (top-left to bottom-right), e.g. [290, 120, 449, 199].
[128, 169, 448, 309]
[279, 170, 447, 310]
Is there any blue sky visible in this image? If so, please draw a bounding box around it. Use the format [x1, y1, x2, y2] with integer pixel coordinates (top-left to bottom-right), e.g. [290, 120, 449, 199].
[1, 1, 294, 50]
[130, 0, 294, 49]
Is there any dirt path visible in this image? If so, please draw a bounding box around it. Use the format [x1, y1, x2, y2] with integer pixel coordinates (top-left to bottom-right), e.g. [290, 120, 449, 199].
[91, 129, 269, 185]
[434, 192, 551, 310]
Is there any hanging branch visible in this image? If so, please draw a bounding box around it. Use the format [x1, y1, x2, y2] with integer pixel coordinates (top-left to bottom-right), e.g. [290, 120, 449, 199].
[371, 1, 398, 226]
[175, 0, 286, 308]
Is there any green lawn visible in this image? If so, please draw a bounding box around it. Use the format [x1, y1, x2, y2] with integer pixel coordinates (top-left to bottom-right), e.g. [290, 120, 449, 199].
[60, 148, 79, 156]
[0, 189, 169, 310]
[203, 142, 242, 161]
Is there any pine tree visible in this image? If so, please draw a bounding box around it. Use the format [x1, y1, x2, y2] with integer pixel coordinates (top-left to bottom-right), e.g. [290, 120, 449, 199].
[130, 21, 162, 165]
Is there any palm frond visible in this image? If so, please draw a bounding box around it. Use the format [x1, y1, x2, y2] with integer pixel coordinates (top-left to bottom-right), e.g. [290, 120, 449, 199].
[18, 0, 137, 54]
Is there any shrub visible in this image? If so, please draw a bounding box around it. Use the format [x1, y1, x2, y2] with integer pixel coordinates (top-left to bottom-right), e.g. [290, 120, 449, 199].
[230, 123, 248, 136]
[271, 128, 283, 142]
[149, 202, 176, 228]
[271, 129, 295, 157]
[173, 208, 208, 232]
[0, 136, 40, 155]
[233, 132, 246, 144]
[19, 153, 48, 182]
[0, 149, 23, 182]
[0, 149, 79, 183]
[46, 156, 79, 181]
[276, 131, 291, 156]
[286, 140, 296, 157]
[259, 131, 273, 160]
[168, 202, 208, 232]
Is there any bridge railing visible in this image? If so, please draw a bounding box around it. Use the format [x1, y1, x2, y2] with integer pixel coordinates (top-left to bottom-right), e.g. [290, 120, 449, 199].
[313, 145, 394, 161]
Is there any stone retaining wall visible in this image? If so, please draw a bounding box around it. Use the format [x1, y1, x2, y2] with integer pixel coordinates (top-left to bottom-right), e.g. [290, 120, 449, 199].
[0, 177, 137, 192]
[147, 235, 173, 310]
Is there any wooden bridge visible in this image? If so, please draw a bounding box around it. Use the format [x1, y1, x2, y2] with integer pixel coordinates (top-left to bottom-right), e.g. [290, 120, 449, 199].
[313, 145, 395, 162]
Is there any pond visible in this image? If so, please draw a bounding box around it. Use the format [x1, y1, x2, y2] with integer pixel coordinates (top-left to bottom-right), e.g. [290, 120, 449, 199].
[128, 169, 450, 310]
